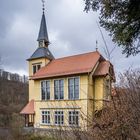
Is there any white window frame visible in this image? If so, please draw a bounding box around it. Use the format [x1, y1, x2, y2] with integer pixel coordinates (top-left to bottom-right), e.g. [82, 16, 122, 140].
[41, 80, 50, 100]
[69, 111, 79, 126]
[68, 77, 80, 100]
[54, 111, 64, 125]
[32, 63, 41, 74]
[54, 79, 64, 100]
[41, 110, 51, 125]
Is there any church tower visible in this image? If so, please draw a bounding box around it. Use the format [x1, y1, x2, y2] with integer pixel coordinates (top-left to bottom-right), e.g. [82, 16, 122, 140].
[27, 4, 54, 77]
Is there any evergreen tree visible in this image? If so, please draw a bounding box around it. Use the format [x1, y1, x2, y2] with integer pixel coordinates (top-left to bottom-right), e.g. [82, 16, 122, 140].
[84, 0, 140, 56]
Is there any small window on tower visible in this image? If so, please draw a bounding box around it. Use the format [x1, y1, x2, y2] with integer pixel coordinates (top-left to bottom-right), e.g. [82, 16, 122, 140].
[33, 65, 36, 74]
[33, 64, 41, 74]
[37, 65, 41, 70]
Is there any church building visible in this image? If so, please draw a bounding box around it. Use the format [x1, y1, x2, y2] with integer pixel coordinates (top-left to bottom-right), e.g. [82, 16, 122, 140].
[20, 6, 115, 131]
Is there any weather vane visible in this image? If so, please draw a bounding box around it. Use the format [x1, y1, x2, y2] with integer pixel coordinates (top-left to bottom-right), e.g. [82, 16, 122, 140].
[41, 0, 45, 13]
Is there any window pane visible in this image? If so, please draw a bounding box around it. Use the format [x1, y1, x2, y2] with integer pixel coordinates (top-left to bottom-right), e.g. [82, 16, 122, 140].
[69, 111, 79, 126]
[60, 80, 64, 99]
[42, 111, 50, 124]
[37, 65, 41, 70]
[48, 115, 50, 123]
[68, 78, 79, 100]
[74, 85, 79, 99]
[55, 111, 64, 125]
[76, 116, 79, 125]
[68, 79, 74, 99]
[33, 65, 36, 74]
[42, 115, 44, 123]
[54, 80, 64, 100]
[74, 78, 79, 99]
[61, 115, 64, 124]
[69, 116, 71, 124]
[41, 81, 46, 100]
[75, 78, 79, 85]
[46, 81, 49, 88]
[69, 86, 73, 99]
[58, 116, 60, 124]
[55, 115, 57, 124]
[46, 91, 50, 99]
[41, 88, 45, 100]
[54, 80, 58, 99]
[41, 81, 50, 100]
[69, 79, 74, 85]
[46, 81, 50, 100]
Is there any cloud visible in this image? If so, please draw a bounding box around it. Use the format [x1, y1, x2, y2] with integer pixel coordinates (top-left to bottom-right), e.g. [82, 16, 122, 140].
[0, 0, 139, 76]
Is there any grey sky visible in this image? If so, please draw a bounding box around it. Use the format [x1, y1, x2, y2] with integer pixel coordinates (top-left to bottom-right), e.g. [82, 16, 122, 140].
[0, 0, 139, 76]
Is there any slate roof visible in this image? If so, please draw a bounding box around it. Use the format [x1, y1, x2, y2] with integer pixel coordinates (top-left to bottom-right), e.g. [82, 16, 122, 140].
[27, 47, 54, 61]
[37, 13, 49, 43]
[31, 51, 103, 79]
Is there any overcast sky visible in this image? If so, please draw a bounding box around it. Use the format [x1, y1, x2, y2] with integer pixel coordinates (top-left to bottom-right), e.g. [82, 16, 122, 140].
[0, 0, 139, 76]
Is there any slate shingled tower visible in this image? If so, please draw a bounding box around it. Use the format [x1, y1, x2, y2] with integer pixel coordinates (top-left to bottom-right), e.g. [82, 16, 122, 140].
[37, 12, 49, 46]
[27, 7, 54, 76]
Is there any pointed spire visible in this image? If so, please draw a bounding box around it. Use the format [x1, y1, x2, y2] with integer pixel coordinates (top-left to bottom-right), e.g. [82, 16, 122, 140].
[28, 0, 54, 61]
[37, 0, 49, 46]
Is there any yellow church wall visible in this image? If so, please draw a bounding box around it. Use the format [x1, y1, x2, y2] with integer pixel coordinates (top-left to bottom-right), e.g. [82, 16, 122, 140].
[29, 74, 89, 130]
[29, 74, 88, 100]
[86, 62, 99, 127]
[28, 63, 112, 130]
[29, 80, 34, 101]
[86, 76, 104, 127]
[34, 100, 88, 130]
[87, 76, 94, 127]
[94, 77, 110, 110]
[87, 76, 106, 128]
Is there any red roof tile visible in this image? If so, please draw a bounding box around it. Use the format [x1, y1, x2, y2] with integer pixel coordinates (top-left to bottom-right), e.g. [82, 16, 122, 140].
[20, 100, 35, 114]
[94, 61, 110, 76]
[31, 51, 101, 79]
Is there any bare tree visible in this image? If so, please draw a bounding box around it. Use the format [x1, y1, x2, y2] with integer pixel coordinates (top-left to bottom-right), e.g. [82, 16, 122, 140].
[89, 69, 140, 140]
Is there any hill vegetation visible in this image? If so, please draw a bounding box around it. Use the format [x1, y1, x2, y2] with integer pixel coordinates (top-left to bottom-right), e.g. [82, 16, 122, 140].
[0, 72, 29, 140]
[0, 77, 28, 127]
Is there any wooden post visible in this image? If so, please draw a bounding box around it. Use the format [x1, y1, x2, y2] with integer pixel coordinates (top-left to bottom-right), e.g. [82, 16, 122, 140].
[27, 114, 29, 127]
[24, 114, 34, 127]
[25, 114, 26, 127]
[33, 114, 34, 126]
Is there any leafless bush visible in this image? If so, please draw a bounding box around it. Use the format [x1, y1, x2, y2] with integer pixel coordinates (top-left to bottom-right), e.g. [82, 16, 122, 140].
[89, 69, 140, 140]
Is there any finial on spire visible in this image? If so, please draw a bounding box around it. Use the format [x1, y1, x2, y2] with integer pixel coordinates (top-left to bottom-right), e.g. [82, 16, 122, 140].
[96, 40, 98, 51]
[42, 0, 45, 13]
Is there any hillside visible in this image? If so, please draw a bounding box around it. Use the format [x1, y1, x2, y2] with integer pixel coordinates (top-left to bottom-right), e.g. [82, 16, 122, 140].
[0, 76, 28, 127]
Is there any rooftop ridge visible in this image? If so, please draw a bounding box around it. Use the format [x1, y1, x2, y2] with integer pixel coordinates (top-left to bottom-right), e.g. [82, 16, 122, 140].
[54, 51, 101, 61]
